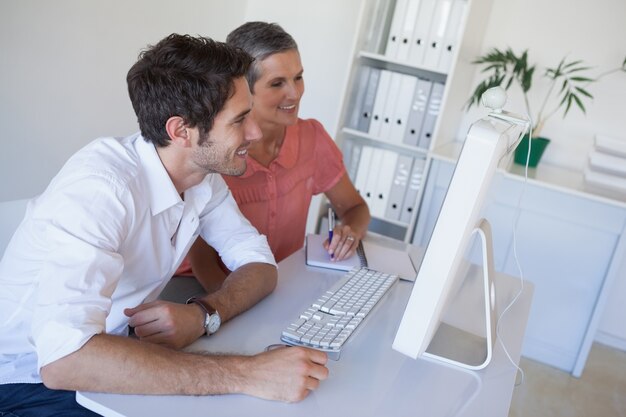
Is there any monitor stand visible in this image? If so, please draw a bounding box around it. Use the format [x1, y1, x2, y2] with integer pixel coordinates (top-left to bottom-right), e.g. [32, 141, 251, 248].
[423, 219, 497, 370]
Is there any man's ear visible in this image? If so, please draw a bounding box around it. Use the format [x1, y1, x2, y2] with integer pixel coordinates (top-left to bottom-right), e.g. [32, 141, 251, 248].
[165, 116, 191, 147]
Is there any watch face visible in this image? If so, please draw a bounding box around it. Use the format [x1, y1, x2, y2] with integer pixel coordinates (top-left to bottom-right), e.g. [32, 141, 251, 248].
[207, 314, 221, 334]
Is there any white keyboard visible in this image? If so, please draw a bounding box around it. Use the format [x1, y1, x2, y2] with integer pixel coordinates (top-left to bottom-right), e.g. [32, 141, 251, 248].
[280, 267, 398, 360]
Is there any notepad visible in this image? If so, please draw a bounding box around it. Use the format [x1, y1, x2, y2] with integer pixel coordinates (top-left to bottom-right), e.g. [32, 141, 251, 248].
[305, 233, 417, 281]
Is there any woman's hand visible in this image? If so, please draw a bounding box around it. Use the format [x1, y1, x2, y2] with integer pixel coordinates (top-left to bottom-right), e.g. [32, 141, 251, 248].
[324, 224, 360, 261]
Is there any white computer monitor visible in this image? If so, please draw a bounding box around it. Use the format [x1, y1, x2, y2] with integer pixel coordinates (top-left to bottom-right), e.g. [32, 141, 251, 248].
[392, 110, 527, 370]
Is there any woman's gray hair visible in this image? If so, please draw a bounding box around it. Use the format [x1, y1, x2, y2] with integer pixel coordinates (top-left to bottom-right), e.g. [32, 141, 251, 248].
[226, 22, 298, 91]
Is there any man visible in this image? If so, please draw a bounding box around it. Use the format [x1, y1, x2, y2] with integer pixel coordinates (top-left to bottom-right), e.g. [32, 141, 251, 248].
[0, 34, 328, 416]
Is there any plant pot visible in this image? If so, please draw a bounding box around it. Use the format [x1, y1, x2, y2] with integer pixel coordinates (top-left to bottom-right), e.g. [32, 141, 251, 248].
[513, 135, 550, 167]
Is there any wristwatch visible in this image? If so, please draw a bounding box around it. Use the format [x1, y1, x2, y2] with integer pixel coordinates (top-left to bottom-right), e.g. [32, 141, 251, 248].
[186, 297, 221, 335]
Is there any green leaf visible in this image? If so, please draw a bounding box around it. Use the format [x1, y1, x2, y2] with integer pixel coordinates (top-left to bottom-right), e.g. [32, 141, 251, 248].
[564, 66, 591, 74]
[575, 86, 593, 99]
[481, 65, 498, 73]
[569, 76, 593, 82]
[545, 65, 562, 79]
[521, 66, 534, 92]
[564, 94, 574, 115]
[553, 57, 566, 75]
[572, 94, 586, 114]
[562, 60, 583, 70]
[506, 48, 517, 61]
[559, 91, 569, 107]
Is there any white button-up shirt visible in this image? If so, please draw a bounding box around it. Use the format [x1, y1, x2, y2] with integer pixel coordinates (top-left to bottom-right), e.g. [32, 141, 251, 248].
[0, 133, 275, 384]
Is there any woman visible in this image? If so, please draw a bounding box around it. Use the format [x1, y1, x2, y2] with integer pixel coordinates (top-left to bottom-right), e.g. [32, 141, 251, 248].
[179, 22, 370, 290]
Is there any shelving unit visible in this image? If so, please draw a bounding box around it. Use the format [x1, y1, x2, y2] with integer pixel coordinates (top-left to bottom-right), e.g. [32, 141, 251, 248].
[312, 0, 626, 376]
[326, 0, 494, 243]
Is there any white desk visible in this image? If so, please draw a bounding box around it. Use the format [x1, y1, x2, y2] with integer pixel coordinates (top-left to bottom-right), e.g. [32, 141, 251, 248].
[77, 243, 533, 417]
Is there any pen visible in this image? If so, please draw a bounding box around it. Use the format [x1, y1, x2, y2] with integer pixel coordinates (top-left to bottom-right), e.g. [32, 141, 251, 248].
[328, 207, 335, 258]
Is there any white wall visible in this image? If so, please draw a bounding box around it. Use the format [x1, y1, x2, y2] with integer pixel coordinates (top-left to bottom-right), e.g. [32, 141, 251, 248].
[456, 0, 626, 171]
[0, 0, 248, 202]
[6, 0, 622, 210]
[1, 0, 362, 237]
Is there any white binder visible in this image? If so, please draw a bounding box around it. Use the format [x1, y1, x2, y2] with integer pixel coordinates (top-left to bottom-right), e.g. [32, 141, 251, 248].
[418, 82, 445, 150]
[407, 0, 438, 67]
[437, 0, 467, 73]
[368, 70, 392, 138]
[357, 68, 382, 132]
[385, 154, 415, 220]
[389, 74, 419, 144]
[341, 138, 353, 169]
[399, 156, 426, 224]
[396, 0, 422, 62]
[379, 72, 403, 142]
[371, 150, 399, 218]
[354, 146, 373, 198]
[422, 0, 454, 70]
[384, 0, 409, 59]
[347, 66, 372, 130]
[342, 139, 362, 182]
[403, 78, 433, 147]
[363, 149, 384, 210]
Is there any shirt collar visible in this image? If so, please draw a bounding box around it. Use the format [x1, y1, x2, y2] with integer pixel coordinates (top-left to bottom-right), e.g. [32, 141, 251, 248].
[134, 134, 182, 216]
[239, 122, 300, 178]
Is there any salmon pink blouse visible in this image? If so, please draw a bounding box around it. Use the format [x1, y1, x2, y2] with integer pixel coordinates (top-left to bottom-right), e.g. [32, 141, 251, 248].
[175, 118, 345, 274]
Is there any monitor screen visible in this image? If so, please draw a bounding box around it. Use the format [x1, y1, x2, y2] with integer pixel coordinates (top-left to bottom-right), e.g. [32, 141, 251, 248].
[392, 114, 526, 370]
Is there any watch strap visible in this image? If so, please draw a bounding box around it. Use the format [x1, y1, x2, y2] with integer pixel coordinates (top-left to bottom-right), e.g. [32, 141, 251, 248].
[186, 297, 218, 334]
[186, 296, 218, 315]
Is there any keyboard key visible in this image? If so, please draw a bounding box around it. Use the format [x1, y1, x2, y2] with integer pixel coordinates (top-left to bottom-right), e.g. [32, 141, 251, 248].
[280, 267, 398, 359]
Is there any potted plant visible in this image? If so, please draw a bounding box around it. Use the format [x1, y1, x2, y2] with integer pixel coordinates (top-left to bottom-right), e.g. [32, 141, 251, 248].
[466, 47, 626, 166]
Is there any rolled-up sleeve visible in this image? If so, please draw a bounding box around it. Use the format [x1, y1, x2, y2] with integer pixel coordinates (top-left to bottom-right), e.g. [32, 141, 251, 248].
[31, 175, 128, 369]
[198, 175, 276, 272]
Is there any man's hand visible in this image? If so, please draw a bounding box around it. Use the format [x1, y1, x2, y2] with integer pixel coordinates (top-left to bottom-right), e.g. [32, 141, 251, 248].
[124, 300, 204, 350]
[241, 346, 329, 402]
[41, 333, 328, 400]
[124, 262, 276, 351]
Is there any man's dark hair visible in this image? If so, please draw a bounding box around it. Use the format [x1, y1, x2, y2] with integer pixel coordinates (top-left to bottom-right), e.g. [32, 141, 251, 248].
[127, 34, 253, 146]
[226, 22, 298, 92]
